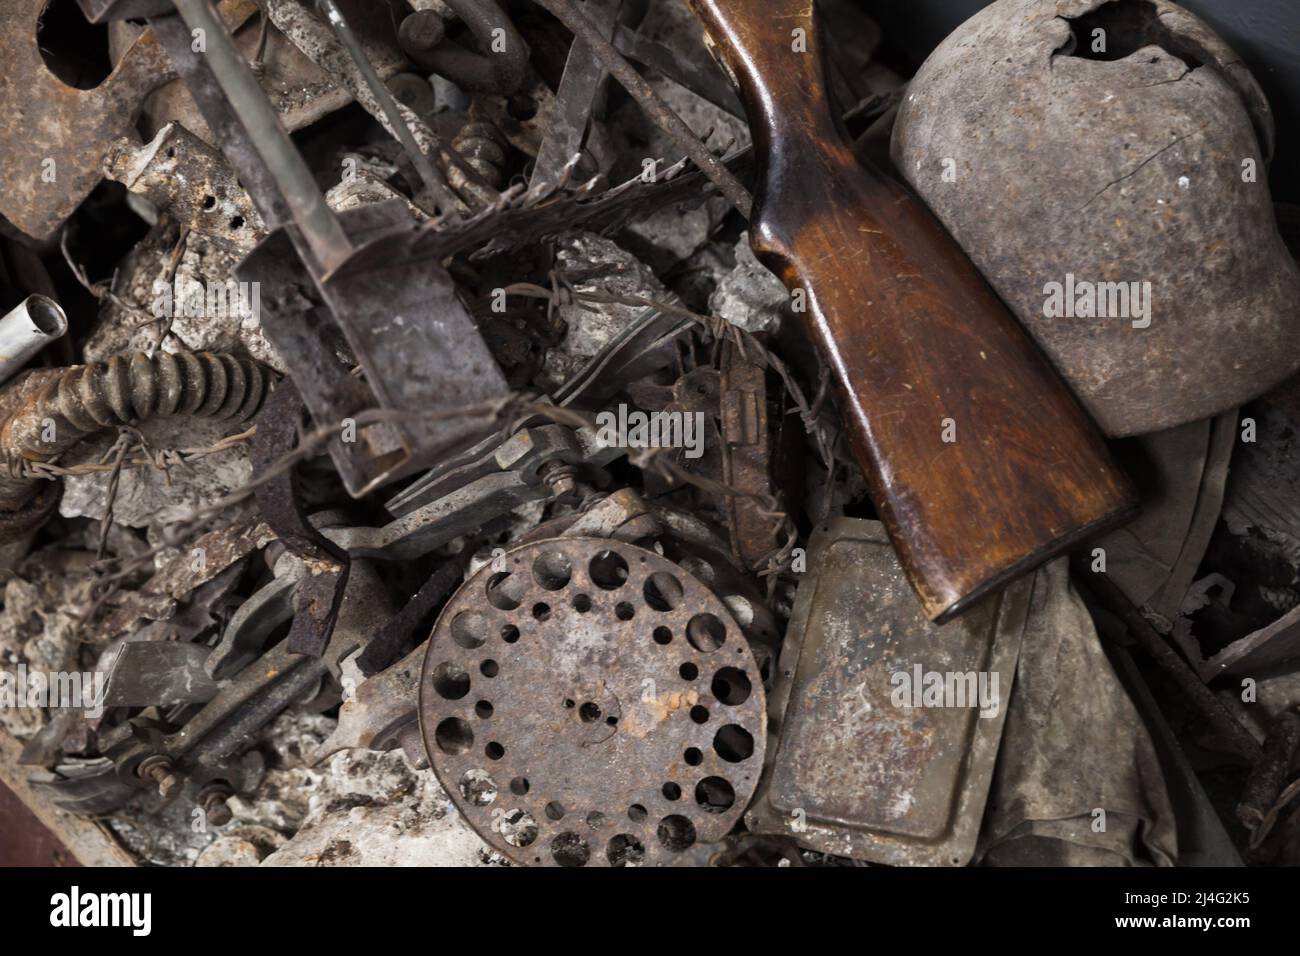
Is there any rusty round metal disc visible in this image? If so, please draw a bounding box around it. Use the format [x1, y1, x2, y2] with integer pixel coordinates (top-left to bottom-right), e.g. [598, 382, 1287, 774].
[419, 537, 767, 866]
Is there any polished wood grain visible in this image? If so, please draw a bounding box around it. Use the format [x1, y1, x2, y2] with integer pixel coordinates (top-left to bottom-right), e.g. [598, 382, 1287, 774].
[689, 0, 1136, 621]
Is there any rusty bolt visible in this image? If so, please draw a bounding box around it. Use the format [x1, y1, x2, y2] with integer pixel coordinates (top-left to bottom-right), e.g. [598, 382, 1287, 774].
[387, 72, 436, 116]
[137, 755, 181, 799]
[399, 10, 446, 54]
[540, 461, 578, 500]
[197, 782, 235, 827]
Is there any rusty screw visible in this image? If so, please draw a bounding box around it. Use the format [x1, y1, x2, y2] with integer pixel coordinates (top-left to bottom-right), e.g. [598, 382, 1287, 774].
[399, 10, 446, 55]
[197, 782, 235, 827]
[136, 755, 181, 799]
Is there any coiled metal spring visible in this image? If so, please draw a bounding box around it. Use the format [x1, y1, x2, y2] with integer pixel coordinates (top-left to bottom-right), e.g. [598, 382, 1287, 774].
[0, 351, 271, 510]
[451, 121, 509, 191]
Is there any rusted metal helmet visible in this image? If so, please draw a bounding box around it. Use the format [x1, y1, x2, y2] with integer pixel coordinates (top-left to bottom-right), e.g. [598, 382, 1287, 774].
[891, 0, 1300, 436]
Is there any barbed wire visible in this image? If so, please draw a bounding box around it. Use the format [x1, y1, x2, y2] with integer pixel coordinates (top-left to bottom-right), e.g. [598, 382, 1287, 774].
[9, 426, 258, 483]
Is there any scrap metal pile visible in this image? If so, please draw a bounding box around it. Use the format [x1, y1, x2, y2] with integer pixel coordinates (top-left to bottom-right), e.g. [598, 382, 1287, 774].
[1, 0, 1298, 867]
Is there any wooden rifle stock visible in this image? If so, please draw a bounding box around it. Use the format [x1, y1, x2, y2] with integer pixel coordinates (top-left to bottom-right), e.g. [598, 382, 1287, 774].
[689, 0, 1136, 621]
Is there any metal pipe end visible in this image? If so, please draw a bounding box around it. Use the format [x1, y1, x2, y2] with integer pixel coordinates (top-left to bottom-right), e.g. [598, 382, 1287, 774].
[22, 296, 68, 338]
[0, 295, 70, 387]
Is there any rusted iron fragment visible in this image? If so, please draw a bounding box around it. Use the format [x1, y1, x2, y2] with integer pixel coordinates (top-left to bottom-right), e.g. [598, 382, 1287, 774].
[252, 381, 349, 659]
[0, 0, 175, 239]
[719, 346, 780, 570]
[747, 518, 1028, 865]
[93, 518, 271, 640]
[145, 519, 275, 600]
[119, 0, 401, 144]
[106, 123, 266, 249]
[355, 553, 468, 677]
[420, 537, 766, 866]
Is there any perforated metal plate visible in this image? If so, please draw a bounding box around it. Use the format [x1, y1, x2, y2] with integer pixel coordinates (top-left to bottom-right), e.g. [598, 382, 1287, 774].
[419, 537, 767, 866]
